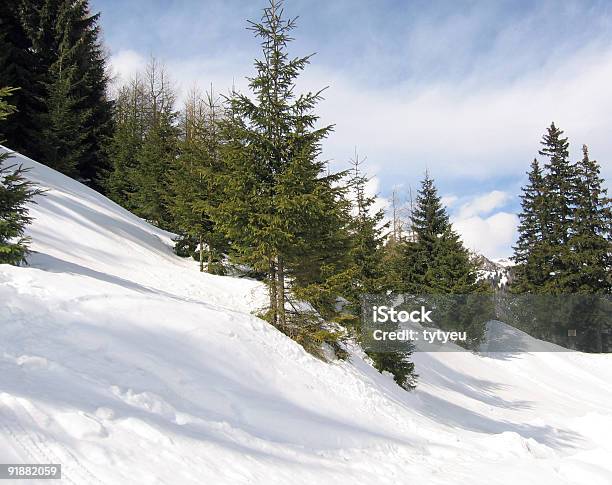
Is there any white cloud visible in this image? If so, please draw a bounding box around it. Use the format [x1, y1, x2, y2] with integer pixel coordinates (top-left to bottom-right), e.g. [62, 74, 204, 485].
[448, 190, 517, 258]
[364, 176, 390, 216]
[441, 195, 458, 209]
[108, 49, 147, 86]
[300, 45, 612, 183]
[452, 209, 518, 259]
[108, 40, 612, 186]
[457, 190, 511, 219]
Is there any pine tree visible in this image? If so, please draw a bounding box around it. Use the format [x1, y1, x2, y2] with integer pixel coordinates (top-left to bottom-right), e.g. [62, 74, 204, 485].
[347, 151, 388, 298]
[0, 2, 44, 158]
[538, 123, 576, 292]
[168, 89, 228, 273]
[395, 172, 462, 293]
[106, 78, 147, 207]
[565, 146, 611, 352]
[40, 57, 89, 177]
[512, 158, 549, 293]
[390, 172, 488, 347]
[511, 126, 611, 351]
[344, 152, 416, 389]
[0, 87, 42, 265]
[19, 0, 112, 188]
[215, 0, 347, 356]
[565, 145, 611, 293]
[128, 60, 179, 229]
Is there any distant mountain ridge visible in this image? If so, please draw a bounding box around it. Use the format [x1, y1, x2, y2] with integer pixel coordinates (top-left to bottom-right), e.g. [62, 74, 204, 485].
[470, 252, 515, 289]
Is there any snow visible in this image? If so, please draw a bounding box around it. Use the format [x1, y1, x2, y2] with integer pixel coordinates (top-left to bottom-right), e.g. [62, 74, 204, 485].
[492, 258, 515, 268]
[1, 147, 612, 484]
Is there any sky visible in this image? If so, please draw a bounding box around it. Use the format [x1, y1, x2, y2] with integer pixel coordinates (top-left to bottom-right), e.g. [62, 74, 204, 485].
[92, 0, 612, 259]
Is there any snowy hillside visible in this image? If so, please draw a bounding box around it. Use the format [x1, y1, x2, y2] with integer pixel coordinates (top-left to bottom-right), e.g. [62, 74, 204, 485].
[2, 149, 612, 484]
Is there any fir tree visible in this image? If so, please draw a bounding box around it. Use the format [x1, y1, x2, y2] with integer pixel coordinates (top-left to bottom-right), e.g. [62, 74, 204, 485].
[168, 89, 228, 273]
[0, 2, 44, 158]
[344, 152, 416, 389]
[19, 0, 112, 188]
[512, 158, 549, 293]
[0, 87, 42, 265]
[106, 78, 147, 207]
[538, 123, 576, 292]
[215, 0, 346, 357]
[40, 58, 88, 177]
[128, 60, 179, 229]
[346, 151, 388, 298]
[392, 172, 488, 347]
[511, 126, 611, 351]
[395, 172, 461, 294]
[565, 145, 611, 293]
[565, 146, 611, 352]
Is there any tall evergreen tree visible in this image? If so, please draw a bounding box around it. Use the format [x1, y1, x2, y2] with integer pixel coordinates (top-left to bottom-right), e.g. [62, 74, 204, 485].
[106, 77, 147, 207]
[565, 146, 611, 352]
[346, 152, 388, 298]
[511, 126, 611, 351]
[390, 172, 488, 347]
[565, 145, 611, 293]
[168, 89, 228, 273]
[512, 158, 549, 293]
[0, 3, 44, 158]
[344, 153, 416, 389]
[394, 172, 482, 295]
[215, 0, 347, 356]
[128, 60, 179, 229]
[537, 123, 576, 292]
[17, 0, 112, 189]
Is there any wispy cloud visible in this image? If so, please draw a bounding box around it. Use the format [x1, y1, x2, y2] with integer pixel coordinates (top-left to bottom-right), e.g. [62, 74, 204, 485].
[99, 0, 612, 257]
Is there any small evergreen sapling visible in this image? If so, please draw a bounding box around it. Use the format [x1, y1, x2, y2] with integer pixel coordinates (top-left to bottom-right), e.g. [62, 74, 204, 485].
[0, 87, 42, 265]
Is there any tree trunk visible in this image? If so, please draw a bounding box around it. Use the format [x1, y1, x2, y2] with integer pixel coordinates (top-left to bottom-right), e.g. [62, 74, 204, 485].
[199, 234, 204, 273]
[269, 257, 278, 326]
[276, 255, 286, 331]
[207, 246, 213, 274]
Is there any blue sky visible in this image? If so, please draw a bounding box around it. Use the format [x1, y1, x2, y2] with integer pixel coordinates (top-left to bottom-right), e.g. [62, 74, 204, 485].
[92, 0, 612, 258]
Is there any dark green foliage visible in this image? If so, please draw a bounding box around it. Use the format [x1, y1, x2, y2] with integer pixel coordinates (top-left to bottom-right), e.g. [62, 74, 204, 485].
[40, 62, 88, 177]
[109, 60, 180, 230]
[399, 173, 483, 292]
[347, 153, 388, 297]
[1, 0, 112, 189]
[388, 173, 488, 347]
[0, 3, 44, 158]
[565, 145, 611, 294]
[214, 0, 343, 355]
[106, 79, 147, 207]
[0, 87, 42, 265]
[131, 114, 178, 228]
[536, 123, 576, 292]
[512, 124, 611, 352]
[0, 86, 18, 130]
[0, 159, 42, 265]
[512, 159, 548, 293]
[332, 153, 417, 389]
[168, 90, 228, 272]
[369, 350, 417, 390]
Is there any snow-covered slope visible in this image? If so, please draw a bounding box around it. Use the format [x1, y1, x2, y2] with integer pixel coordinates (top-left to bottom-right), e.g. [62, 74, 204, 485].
[1, 149, 612, 485]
